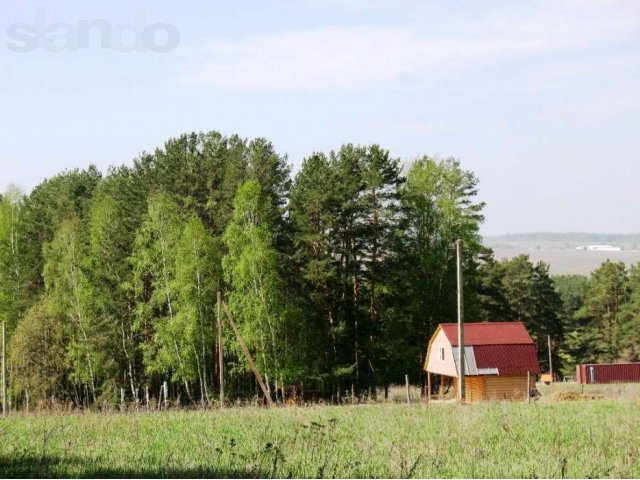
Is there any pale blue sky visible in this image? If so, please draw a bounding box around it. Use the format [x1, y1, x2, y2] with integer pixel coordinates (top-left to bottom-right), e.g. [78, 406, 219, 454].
[1, 0, 639, 235]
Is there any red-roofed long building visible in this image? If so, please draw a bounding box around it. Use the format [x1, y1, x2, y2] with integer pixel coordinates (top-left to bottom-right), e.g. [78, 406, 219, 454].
[424, 322, 541, 401]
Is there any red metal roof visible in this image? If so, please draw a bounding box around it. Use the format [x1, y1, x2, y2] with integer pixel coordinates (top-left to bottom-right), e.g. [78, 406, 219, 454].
[441, 322, 535, 346]
[474, 344, 541, 376]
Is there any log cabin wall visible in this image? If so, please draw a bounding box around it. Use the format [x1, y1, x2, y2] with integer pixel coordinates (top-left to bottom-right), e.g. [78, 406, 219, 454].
[453, 376, 485, 402]
[453, 375, 534, 401]
[483, 376, 533, 400]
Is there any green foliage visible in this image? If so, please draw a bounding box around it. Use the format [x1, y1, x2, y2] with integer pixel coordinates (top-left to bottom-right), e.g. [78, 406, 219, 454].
[23, 166, 102, 289]
[131, 193, 185, 380]
[401, 156, 485, 323]
[476, 255, 564, 373]
[554, 275, 590, 321]
[43, 217, 109, 402]
[8, 299, 69, 402]
[0, 186, 32, 332]
[87, 189, 142, 397]
[392, 156, 486, 379]
[553, 274, 589, 372]
[289, 153, 341, 382]
[575, 261, 629, 363]
[172, 215, 220, 399]
[622, 264, 640, 361]
[130, 192, 223, 400]
[6, 130, 634, 407]
[223, 180, 290, 384]
[551, 262, 640, 368]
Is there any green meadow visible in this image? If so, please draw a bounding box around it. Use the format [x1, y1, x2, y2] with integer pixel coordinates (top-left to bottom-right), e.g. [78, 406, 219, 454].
[1, 399, 639, 478]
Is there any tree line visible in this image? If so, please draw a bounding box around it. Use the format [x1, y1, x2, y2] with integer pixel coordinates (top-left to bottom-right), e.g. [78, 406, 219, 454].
[0, 130, 638, 408]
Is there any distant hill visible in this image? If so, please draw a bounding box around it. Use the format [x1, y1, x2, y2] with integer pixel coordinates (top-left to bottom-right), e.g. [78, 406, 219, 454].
[484, 232, 640, 251]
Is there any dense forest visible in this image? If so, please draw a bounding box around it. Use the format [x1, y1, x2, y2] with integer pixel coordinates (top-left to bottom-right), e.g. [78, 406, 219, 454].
[1, 131, 639, 408]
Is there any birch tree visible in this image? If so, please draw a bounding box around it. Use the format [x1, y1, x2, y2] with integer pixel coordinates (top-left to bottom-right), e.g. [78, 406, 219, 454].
[223, 180, 287, 389]
[43, 218, 105, 404]
[392, 157, 485, 380]
[0, 186, 31, 333]
[88, 193, 140, 400]
[172, 215, 220, 403]
[131, 193, 193, 398]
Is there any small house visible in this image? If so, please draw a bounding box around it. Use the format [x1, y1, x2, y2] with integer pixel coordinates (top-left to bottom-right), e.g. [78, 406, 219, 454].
[424, 322, 541, 401]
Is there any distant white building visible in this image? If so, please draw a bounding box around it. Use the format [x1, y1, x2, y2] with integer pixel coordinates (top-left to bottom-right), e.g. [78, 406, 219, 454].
[576, 245, 622, 252]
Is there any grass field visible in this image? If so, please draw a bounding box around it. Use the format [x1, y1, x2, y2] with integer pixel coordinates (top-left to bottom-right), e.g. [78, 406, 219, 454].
[1, 396, 640, 479]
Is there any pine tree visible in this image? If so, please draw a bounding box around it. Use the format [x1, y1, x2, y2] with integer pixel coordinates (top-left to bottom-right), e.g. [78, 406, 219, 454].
[329, 145, 367, 392]
[480, 255, 564, 372]
[576, 261, 629, 362]
[621, 263, 640, 361]
[290, 153, 340, 381]
[553, 274, 589, 373]
[358, 145, 403, 397]
[476, 256, 512, 322]
[24, 166, 102, 290]
[530, 261, 564, 372]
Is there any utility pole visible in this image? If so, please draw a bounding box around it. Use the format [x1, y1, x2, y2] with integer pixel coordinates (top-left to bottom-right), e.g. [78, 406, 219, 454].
[547, 334, 553, 383]
[456, 239, 465, 403]
[217, 291, 224, 408]
[221, 301, 274, 408]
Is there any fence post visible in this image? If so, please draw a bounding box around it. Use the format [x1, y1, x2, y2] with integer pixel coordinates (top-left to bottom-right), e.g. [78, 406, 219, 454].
[405, 374, 410, 405]
[163, 381, 169, 410]
[547, 335, 553, 383]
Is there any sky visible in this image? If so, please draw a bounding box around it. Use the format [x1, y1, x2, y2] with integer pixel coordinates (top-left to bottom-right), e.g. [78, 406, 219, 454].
[0, 0, 638, 235]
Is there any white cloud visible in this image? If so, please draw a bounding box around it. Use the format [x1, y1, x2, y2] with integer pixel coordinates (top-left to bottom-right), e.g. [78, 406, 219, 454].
[179, 2, 640, 92]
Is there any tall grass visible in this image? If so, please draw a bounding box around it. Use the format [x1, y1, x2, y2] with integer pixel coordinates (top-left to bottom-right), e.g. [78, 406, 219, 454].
[1, 400, 639, 478]
[536, 382, 640, 401]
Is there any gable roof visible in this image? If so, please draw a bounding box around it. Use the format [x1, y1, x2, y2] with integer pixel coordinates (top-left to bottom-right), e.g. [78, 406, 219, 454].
[425, 322, 541, 376]
[440, 322, 535, 346]
[473, 344, 541, 375]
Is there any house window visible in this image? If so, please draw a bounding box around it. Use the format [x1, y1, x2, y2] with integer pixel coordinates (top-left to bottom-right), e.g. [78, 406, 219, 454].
[439, 347, 445, 361]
